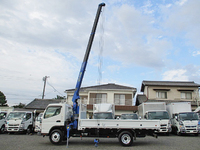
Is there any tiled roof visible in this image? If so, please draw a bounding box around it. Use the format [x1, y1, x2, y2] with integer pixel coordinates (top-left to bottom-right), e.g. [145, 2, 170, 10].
[141, 81, 200, 92]
[65, 83, 136, 92]
[25, 99, 63, 110]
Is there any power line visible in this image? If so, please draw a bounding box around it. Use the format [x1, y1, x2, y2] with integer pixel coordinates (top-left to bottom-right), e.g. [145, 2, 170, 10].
[47, 81, 64, 96]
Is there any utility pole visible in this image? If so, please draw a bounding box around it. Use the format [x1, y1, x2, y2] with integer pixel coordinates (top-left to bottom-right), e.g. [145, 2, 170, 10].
[42, 76, 49, 99]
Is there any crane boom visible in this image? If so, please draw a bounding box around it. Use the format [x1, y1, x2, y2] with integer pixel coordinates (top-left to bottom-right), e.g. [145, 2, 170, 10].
[72, 3, 105, 117]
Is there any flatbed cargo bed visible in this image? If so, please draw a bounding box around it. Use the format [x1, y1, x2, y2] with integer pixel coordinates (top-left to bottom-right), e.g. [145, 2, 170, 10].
[78, 119, 160, 130]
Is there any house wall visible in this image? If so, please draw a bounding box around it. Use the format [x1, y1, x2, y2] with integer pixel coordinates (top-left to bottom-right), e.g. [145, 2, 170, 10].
[67, 90, 134, 105]
[144, 86, 199, 101]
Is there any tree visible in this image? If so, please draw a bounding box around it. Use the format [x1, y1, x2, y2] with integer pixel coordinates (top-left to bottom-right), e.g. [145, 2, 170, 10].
[54, 95, 66, 99]
[13, 103, 26, 108]
[0, 91, 8, 106]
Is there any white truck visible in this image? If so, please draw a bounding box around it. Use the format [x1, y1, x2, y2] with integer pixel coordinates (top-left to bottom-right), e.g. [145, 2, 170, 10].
[166, 102, 200, 136]
[0, 107, 14, 133]
[5, 111, 35, 134]
[41, 102, 160, 146]
[138, 102, 171, 134]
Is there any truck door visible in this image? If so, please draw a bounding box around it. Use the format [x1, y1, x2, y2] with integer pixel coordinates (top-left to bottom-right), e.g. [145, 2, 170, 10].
[24, 113, 32, 130]
[42, 106, 62, 133]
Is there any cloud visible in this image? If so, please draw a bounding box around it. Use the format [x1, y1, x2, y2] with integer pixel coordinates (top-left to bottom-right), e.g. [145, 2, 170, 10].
[1, 0, 200, 106]
[162, 69, 188, 81]
[102, 4, 172, 68]
[193, 51, 200, 56]
[162, 65, 200, 82]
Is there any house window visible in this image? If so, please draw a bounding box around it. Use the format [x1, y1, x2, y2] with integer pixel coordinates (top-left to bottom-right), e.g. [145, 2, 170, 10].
[181, 92, 192, 99]
[156, 91, 167, 99]
[114, 94, 125, 105]
[96, 93, 107, 103]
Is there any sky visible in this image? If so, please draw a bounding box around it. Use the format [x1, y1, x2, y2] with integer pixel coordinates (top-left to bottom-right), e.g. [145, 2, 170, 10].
[0, 0, 200, 106]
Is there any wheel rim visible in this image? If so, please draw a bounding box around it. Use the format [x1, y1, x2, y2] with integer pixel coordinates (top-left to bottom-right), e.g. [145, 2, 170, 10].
[121, 134, 131, 144]
[51, 132, 60, 143]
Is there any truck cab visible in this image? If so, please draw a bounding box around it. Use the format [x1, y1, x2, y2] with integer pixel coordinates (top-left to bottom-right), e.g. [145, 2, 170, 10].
[5, 111, 34, 134]
[145, 110, 171, 133]
[41, 103, 72, 136]
[167, 102, 200, 136]
[138, 102, 171, 133]
[172, 112, 199, 135]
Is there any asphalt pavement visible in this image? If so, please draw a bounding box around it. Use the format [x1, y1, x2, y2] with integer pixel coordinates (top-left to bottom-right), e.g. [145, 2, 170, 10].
[0, 133, 199, 150]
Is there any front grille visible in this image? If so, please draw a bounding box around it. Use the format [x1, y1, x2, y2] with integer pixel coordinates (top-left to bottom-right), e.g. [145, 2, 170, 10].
[8, 124, 19, 127]
[160, 124, 167, 127]
[185, 126, 196, 128]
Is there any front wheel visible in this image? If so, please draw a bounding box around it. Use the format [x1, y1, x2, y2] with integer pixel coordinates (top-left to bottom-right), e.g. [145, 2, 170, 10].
[176, 128, 181, 136]
[0, 125, 6, 134]
[27, 126, 33, 134]
[118, 131, 133, 146]
[49, 129, 63, 145]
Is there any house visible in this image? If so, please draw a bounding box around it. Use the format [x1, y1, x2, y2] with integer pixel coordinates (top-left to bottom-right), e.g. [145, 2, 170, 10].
[24, 99, 64, 114]
[65, 83, 137, 116]
[137, 80, 200, 110]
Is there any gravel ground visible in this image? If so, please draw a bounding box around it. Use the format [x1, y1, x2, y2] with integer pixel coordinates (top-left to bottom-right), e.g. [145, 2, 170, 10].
[0, 133, 199, 150]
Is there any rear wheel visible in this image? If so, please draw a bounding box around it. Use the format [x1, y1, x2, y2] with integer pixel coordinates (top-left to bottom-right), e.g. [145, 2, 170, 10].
[49, 129, 63, 145]
[118, 131, 133, 146]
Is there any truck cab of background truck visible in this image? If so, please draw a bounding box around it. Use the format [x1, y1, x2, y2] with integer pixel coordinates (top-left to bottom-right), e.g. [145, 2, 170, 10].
[138, 102, 171, 134]
[144, 110, 172, 133]
[171, 112, 200, 135]
[5, 111, 34, 134]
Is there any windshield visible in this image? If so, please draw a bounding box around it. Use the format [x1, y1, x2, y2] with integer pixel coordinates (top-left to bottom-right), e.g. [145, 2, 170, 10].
[7, 112, 26, 120]
[148, 111, 169, 120]
[93, 113, 113, 119]
[179, 112, 199, 121]
[0, 112, 7, 120]
[121, 114, 138, 119]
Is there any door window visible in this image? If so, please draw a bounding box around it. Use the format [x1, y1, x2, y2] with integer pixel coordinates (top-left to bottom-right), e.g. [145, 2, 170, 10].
[44, 106, 61, 119]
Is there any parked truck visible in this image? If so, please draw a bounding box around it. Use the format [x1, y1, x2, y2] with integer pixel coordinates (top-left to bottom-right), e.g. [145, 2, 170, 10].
[166, 102, 200, 136]
[5, 111, 35, 134]
[137, 102, 171, 134]
[0, 107, 14, 133]
[41, 3, 161, 147]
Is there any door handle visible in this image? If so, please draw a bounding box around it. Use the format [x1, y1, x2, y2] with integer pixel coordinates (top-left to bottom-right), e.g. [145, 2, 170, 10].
[56, 120, 61, 122]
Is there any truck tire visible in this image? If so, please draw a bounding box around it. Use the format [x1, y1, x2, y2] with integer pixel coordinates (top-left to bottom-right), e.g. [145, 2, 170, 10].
[176, 128, 181, 136]
[118, 131, 133, 146]
[49, 129, 63, 145]
[27, 126, 32, 135]
[0, 125, 5, 134]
